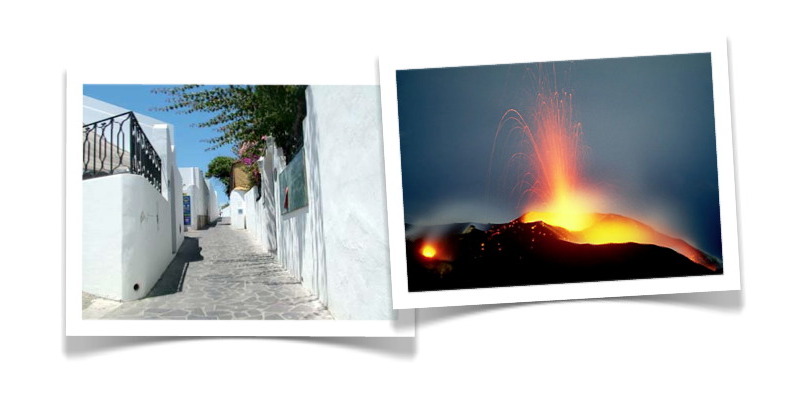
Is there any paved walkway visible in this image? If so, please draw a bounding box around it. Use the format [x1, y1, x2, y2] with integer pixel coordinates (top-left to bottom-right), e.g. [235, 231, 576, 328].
[85, 218, 333, 320]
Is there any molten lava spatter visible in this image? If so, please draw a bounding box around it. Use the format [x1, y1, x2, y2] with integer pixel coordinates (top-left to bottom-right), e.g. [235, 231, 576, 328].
[492, 66, 720, 271]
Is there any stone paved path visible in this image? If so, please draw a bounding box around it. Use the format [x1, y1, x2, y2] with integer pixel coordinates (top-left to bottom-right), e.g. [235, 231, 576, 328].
[91, 218, 333, 320]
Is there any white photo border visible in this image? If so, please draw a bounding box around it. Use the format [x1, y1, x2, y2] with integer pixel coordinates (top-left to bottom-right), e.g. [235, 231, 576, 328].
[66, 66, 414, 337]
[380, 37, 740, 310]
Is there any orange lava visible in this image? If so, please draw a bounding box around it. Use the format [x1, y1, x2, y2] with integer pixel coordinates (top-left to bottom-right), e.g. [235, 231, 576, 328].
[523, 211, 718, 271]
[506, 66, 717, 271]
[421, 244, 437, 259]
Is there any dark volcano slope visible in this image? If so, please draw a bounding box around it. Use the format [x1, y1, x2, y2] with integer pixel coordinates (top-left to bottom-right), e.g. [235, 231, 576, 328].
[406, 221, 721, 292]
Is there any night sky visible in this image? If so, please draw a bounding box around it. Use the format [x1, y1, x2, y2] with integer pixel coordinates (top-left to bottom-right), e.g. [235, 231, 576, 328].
[396, 53, 722, 257]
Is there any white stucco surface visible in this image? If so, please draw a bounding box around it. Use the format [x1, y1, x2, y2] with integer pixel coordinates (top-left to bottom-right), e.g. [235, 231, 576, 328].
[83, 97, 182, 301]
[256, 151, 279, 254]
[152, 124, 183, 254]
[230, 189, 247, 229]
[244, 188, 259, 241]
[171, 163, 184, 252]
[206, 179, 220, 221]
[304, 86, 393, 320]
[180, 167, 211, 229]
[259, 86, 393, 319]
[83, 176, 124, 300]
[83, 174, 174, 301]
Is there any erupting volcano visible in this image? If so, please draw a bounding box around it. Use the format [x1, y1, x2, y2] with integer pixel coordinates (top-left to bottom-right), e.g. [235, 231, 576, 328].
[489, 71, 720, 272]
[402, 63, 722, 292]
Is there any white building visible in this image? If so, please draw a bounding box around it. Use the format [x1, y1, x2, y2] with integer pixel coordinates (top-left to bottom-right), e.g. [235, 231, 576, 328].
[206, 178, 220, 221]
[239, 86, 393, 320]
[82, 96, 184, 301]
[179, 167, 220, 230]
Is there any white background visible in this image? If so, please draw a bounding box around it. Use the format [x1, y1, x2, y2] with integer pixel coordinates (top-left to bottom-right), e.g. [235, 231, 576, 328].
[1, 1, 798, 399]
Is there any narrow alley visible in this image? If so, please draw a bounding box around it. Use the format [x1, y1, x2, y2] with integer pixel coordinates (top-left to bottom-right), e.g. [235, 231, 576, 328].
[83, 217, 333, 320]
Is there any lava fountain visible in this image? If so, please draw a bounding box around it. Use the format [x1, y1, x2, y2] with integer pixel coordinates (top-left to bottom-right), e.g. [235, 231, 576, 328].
[490, 67, 719, 271]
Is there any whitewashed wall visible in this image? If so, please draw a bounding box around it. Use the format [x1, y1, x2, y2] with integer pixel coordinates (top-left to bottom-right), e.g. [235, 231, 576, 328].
[182, 184, 200, 230]
[84, 97, 183, 255]
[83, 97, 183, 301]
[171, 163, 184, 248]
[206, 178, 220, 221]
[83, 174, 173, 301]
[272, 109, 329, 307]
[247, 86, 393, 320]
[180, 167, 211, 229]
[303, 86, 393, 320]
[244, 187, 260, 241]
[257, 154, 278, 253]
[152, 124, 184, 254]
[229, 189, 247, 229]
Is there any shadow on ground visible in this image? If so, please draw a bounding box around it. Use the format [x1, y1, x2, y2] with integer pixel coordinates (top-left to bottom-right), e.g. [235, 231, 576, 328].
[194, 218, 219, 231]
[146, 237, 203, 298]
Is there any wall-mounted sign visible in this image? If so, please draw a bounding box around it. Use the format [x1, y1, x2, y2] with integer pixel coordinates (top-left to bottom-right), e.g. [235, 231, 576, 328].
[183, 194, 191, 225]
[278, 147, 309, 215]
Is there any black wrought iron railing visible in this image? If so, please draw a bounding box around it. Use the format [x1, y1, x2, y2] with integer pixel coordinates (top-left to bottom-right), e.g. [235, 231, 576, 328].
[83, 111, 162, 193]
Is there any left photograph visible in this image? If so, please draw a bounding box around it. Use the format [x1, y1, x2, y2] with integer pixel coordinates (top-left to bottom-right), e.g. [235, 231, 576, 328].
[72, 83, 412, 335]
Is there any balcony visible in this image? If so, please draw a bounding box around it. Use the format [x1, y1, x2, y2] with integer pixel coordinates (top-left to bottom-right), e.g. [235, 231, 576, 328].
[83, 111, 162, 193]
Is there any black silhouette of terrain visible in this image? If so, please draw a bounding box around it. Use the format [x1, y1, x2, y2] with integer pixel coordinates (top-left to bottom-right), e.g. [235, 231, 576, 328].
[406, 217, 722, 292]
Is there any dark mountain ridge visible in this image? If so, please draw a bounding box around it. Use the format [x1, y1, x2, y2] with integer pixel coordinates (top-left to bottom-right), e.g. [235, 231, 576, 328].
[406, 218, 722, 292]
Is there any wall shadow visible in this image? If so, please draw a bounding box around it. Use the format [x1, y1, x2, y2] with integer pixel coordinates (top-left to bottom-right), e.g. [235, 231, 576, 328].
[194, 217, 218, 231]
[146, 237, 203, 298]
[279, 208, 307, 283]
[304, 89, 329, 307]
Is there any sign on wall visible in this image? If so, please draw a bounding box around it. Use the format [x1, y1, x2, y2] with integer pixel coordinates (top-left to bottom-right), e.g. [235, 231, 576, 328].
[183, 194, 191, 225]
[279, 147, 309, 215]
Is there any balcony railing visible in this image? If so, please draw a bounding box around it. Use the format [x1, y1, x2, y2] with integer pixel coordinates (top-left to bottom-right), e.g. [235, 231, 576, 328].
[83, 111, 162, 193]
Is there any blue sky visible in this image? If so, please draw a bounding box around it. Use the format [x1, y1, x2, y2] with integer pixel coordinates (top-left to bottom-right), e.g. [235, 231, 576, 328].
[83, 84, 233, 205]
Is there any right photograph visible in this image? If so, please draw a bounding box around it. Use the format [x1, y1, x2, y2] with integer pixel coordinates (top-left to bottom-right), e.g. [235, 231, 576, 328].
[381, 44, 740, 308]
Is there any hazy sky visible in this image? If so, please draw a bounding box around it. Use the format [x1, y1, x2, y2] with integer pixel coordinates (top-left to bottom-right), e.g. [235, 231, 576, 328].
[396, 53, 722, 257]
[83, 85, 232, 205]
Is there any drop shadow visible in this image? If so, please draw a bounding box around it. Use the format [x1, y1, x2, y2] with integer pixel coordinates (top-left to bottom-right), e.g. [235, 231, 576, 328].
[618, 289, 743, 313]
[417, 287, 744, 326]
[64, 335, 415, 358]
[280, 336, 415, 358]
[64, 336, 188, 357]
[417, 301, 544, 326]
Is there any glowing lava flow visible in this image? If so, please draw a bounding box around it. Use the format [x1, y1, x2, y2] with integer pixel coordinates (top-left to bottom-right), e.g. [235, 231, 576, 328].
[494, 67, 718, 271]
[421, 244, 437, 259]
